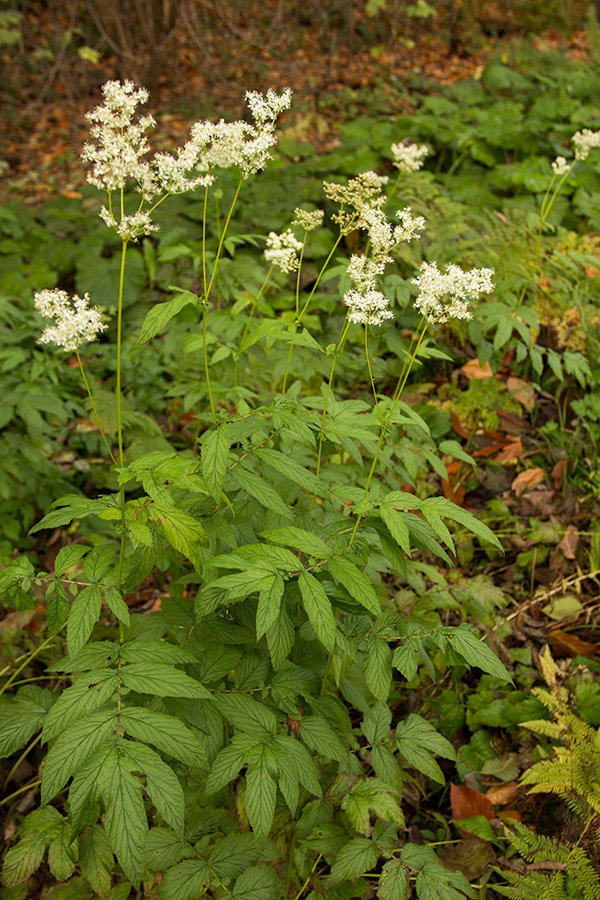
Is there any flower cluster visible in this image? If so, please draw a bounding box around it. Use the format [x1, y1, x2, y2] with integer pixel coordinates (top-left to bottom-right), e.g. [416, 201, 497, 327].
[412, 262, 495, 324]
[264, 229, 304, 273]
[359, 205, 425, 257]
[572, 128, 600, 161]
[323, 172, 388, 235]
[292, 208, 324, 231]
[551, 156, 571, 177]
[34, 289, 107, 352]
[344, 289, 393, 326]
[391, 142, 429, 174]
[81, 81, 292, 238]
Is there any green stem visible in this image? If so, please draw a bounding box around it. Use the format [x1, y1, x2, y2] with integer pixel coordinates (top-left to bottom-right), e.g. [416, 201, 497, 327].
[365, 325, 380, 422]
[205, 175, 243, 302]
[114, 238, 128, 636]
[234, 265, 274, 392]
[292, 854, 323, 900]
[0, 627, 64, 697]
[348, 317, 428, 549]
[3, 733, 43, 790]
[315, 318, 350, 477]
[75, 350, 116, 464]
[202, 307, 216, 425]
[0, 780, 42, 807]
[202, 182, 209, 296]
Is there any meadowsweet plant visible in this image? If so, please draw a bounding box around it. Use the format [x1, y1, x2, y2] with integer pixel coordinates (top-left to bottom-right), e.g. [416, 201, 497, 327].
[0, 82, 509, 900]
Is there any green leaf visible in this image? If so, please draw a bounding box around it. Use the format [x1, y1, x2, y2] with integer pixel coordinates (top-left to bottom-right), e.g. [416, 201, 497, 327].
[256, 574, 285, 640]
[102, 586, 131, 626]
[256, 448, 323, 493]
[267, 604, 294, 669]
[148, 505, 208, 564]
[233, 465, 292, 519]
[67, 584, 103, 659]
[342, 778, 404, 836]
[99, 746, 147, 888]
[362, 703, 392, 745]
[42, 708, 117, 803]
[29, 495, 114, 533]
[420, 497, 503, 550]
[134, 290, 197, 347]
[54, 544, 90, 578]
[1, 808, 72, 887]
[0, 686, 52, 758]
[205, 736, 258, 795]
[299, 715, 347, 762]
[395, 714, 455, 785]
[119, 640, 197, 666]
[415, 863, 476, 900]
[78, 825, 113, 897]
[215, 693, 278, 737]
[328, 556, 380, 616]
[123, 741, 184, 834]
[379, 506, 411, 555]
[272, 734, 322, 797]
[233, 864, 283, 900]
[298, 571, 336, 651]
[209, 832, 264, 879]
[201, 424, 231, 503]
[120, 663, 211, 699]
[47, 581, 70, 635]
[260, 526, 331, 559]
[120, 707, 208, 768]
[328, 836, 379, 884]
[379, 858, 410, 900]
[42, 671, 119, 741]
[245, 744, 277, 838]
[364, 635, 392, 701]
[443, 625, 512, 683]
[144, 827, 195, 871]
[159, 859, 212, 900]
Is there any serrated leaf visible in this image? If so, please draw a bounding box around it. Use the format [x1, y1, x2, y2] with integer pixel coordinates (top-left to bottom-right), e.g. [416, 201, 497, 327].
[119, 640, 197, 666]
[148, 505, 208, 564]
[144, 827, 195, 871]
[159, 859, 212, 900]
[421, 497, 502, 550]
[267, 604, 294, 670]
[201, 423, 231, 503]
[395, 714, 455, 785]
[29, 495, 114, 533]
[47, 581, 70, 635]
[233, 863, 283, 900]
[99, 746, 147, 888]
[134, 290, 197, 347]
[120, 707, 208, 768]
[328, 556, 380, 616]
[256, 573, 284, 640]
[272, 734, 322, 797]
[67, 584, 103, 659]
[215, 693, 277, 736]
[342, 778, 404, 835]
[298, 571, 336, 651]
[328, 836, 379, 884]
[392, 641, 421, 681]
[364, 635, 392, 701]
[362, 703, 392, 745]
[299, 715, 347, 762]
[415, 863, 476, 900]
[205, 735, 258, 795]
[43, 672, 119, 741]
[260, 526, 331, 558]
[256, 448, 323, 493]
[102, 586, 131, 626]
[123, 741, 184, 834]
[443, 625, 512, 683]
[233, 465, 292, 519]
[1, 808, 68, 887]
[245, 744, 277, 838]
[78, 825, 113, 897]
[379, 506, 411, 555]
[209, 832, 264, 879]
[0, 687, 52, 758]
[120, 663, 211, 699]
[379, 858, 410, 900]
[54, 544, 90, 578]
[42, 708, 117, 803]
[47, 818, 78, 881]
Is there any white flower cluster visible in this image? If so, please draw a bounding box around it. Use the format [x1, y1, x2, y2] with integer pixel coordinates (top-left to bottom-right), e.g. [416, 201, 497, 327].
[391, 141, 429, 174]
[359, 205, 425, 257]
[551, 156, 571, 177]
[412, 262, 495, 324]
[572, 128, 600, 161]
[323, 171, 389, 235]
[81, 81, 292, 238]
[264, 228, 304, 273]
[292, 208, 324, 231]
[34, 289, 107, 351]
[344, 289, 393, 326]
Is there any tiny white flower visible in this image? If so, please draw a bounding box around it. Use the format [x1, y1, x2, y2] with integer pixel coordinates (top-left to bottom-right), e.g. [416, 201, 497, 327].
[572, 129, 600, 161]
[391, 141, 429, 174]
[551, 156, 571, 176]
[264, 228, 304, 273]
[34, 289, 107, 351]
[412, 262, 495, 324]
[292, 208, 324, 231]
[345, 289, 393, 326]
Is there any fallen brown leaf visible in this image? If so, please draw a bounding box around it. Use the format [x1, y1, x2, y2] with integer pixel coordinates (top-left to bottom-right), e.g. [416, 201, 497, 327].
[462, 359, 494, 380]
[557, 525, 579, 560]
[511, 467, 545, 496]
[551, 458, 566, 490]
[506, 376, 536, 412]
[548, 630, 597, 658]
[451, 784, 495, 822]
[495, 440, 522, 463]
[485, 782, 520, 806]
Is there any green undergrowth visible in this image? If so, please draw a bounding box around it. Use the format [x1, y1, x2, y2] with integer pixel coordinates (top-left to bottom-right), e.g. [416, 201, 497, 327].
[1, 39, 600, 900]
